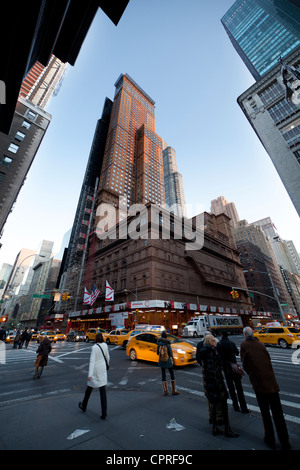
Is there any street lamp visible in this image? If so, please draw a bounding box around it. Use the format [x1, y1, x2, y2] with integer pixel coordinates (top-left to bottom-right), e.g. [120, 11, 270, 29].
[242, 268, 287, 325]
[123, 288, 138, 328]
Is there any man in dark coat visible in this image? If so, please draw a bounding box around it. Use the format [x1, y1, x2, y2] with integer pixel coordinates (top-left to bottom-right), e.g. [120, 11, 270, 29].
[240, 327, 291, 450]
[217, 331, 250, 413]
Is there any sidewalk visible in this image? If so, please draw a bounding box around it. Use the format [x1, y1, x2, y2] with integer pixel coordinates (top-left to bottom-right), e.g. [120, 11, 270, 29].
[0, 387, 299, 452]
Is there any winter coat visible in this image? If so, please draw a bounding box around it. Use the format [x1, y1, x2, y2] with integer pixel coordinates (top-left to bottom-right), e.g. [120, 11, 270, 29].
[217, 336, 240, 376]
[157, 337, 173, 368]
[240, 337, 279, 394]
[197, 343, 228, 404]
[88, 342, 110, 388]
[35, 338, 52, 367]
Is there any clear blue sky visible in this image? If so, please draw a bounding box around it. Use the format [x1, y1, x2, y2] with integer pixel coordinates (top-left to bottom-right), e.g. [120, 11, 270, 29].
[0, 0, 299, 268]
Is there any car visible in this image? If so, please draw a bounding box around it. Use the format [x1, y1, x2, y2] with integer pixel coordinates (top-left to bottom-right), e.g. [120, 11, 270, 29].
[126, 332, 197, 366]
[103, 329, 129, 344]
[66, 330, 86, 342]
[5, 330, 16, 343]
[85, 328, 107, 342]
[37, 331, 57, 343]
[54, 331, 66, 341]
[254, 326, 300, 348]
[114, 329, 147, 348]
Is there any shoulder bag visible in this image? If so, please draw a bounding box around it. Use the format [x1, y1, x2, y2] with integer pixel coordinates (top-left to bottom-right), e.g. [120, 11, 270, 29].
[97, 344, 109, 370]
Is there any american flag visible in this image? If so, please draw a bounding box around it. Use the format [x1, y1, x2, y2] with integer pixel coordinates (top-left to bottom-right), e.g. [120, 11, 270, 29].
[90, 284, 100, 306]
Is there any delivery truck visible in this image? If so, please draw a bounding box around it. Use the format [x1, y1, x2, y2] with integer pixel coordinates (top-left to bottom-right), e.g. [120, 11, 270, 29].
[183, 315, 243, 337]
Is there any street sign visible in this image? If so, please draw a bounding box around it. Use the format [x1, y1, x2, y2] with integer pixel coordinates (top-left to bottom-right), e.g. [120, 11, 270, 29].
[32, 294, 51, 299]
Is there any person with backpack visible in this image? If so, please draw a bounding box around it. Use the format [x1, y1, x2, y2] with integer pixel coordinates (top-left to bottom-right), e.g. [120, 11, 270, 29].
[157, 331, 180, 396]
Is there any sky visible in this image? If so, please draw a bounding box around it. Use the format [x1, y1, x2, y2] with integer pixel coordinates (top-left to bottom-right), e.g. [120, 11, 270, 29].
[0, 0, 299, 269]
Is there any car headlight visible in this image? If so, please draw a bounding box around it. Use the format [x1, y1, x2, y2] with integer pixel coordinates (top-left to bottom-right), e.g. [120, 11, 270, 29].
[173, 348, 186, 354]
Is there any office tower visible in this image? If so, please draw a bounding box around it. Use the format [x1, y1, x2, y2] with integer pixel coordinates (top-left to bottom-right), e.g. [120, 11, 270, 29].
[233, 219, 290, 310]
[163, 145, 186, 217]
[221, 0, 300, 81]
[98, 74, 165, 208]
[0, 56, 67, 236]
[0, 263, 13, 298]
[210, 196, 240, 227]
[237, 48, 300, 216]
[57, 98, 113, 314]
[19, 55, 68, 109]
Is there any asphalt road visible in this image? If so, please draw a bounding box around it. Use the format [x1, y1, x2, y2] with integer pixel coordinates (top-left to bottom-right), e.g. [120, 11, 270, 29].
[0, 335, 299, 456]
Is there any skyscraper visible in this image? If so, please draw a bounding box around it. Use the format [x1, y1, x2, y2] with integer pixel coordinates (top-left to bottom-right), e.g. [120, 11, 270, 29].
[163, 145, 186, 217]
[210, 196, 240, 227]
[237, 48, 300, 215]
[98, 74, 165, 208]
[0, 57, 67, 236]
[221, 0, 300, 80]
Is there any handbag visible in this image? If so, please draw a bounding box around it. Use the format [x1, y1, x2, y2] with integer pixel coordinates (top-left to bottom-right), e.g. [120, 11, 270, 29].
[230, 362, 244, 376]
[97, 344, 109, 370]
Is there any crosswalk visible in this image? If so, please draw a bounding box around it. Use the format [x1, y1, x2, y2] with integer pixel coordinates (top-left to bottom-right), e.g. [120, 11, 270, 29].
[1, 339, 299, 426]
[0, 341, 90, 365]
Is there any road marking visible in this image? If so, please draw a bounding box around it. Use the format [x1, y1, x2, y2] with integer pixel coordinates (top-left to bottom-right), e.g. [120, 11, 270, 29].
[0, 389, 71, 407]
[119, 361, 137, 385]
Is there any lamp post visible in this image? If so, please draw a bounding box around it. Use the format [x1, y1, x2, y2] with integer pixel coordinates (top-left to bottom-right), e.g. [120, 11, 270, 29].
[242, 268, 287, 325]
[123, 288, 138, 328]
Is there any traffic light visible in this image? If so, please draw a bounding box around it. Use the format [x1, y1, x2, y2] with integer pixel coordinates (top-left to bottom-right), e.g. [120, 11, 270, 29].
[230, 290, 239, 299]
[61, 293, 70, 301]
[1, 315, 7, 322]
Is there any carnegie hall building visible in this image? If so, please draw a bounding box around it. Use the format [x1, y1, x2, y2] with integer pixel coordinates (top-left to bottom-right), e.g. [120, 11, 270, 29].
[66, 202, 255, 334]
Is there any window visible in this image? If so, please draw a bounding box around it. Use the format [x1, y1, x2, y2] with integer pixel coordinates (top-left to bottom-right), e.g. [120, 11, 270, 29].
[26, 110, 37, 121]
[1, 155, 13, 167]
[21, 120, 31, 130]
[15, 131, 26, 142]
[8, 143, 19, 154]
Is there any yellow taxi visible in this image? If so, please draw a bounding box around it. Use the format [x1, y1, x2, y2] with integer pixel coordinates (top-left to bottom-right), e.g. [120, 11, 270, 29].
[37, 330, 57, 343]
[254, 326, 300, 348]
[85, 328, 107, 342]
[114, 329, 145, 348]
[5, 331, 17, 343]
[103, 329, 129, 344]
[54, 331, 66, 341]
[126, 332, 197, 366]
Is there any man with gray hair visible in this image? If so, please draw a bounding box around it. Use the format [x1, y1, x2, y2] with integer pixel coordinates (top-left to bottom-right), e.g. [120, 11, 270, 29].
[240, 326, 291, 450]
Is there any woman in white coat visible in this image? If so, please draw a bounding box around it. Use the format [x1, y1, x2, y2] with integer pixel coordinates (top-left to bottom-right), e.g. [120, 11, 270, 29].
[79, 333, 110, 419]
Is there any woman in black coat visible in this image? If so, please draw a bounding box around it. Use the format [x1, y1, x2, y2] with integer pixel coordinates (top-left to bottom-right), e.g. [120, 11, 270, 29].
[197, 334, 239, 437]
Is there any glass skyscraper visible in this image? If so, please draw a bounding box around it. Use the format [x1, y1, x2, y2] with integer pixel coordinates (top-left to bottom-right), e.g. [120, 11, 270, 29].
[221, 0, 300, 80]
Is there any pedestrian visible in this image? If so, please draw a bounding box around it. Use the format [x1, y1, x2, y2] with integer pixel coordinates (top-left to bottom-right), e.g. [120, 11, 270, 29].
[240, 326, 291, 450]
[19, 328, 28, 349]
[157, 331, 180, 396]
[78, 333, 109, 419]
[14, 330, 21, 349]
[24, 329, 32, 348]
[197, 331, 223, 426]
[0, 326, 6, 342]
[34, 336, 51, 379]
[217, 330, 250, 414]
[197, 334, 239, 437]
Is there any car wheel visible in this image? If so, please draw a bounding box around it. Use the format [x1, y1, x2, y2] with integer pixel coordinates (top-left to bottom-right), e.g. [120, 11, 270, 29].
[122, 340, 128, 348]
[193, 332, 198, 338]
[85, 337, 89, 342]
[129, 349, 137, 361]
[278, 339, 288, 348]
[106, 339, 110, 344]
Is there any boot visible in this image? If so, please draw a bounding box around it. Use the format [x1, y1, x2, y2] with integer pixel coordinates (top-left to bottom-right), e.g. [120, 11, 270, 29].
[171, 380, 180, 395]
[162, 381, 169, 396]
[224, 425, 239, 438]
[33, 368, 38, 379]
[37, 366, 43, 378]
